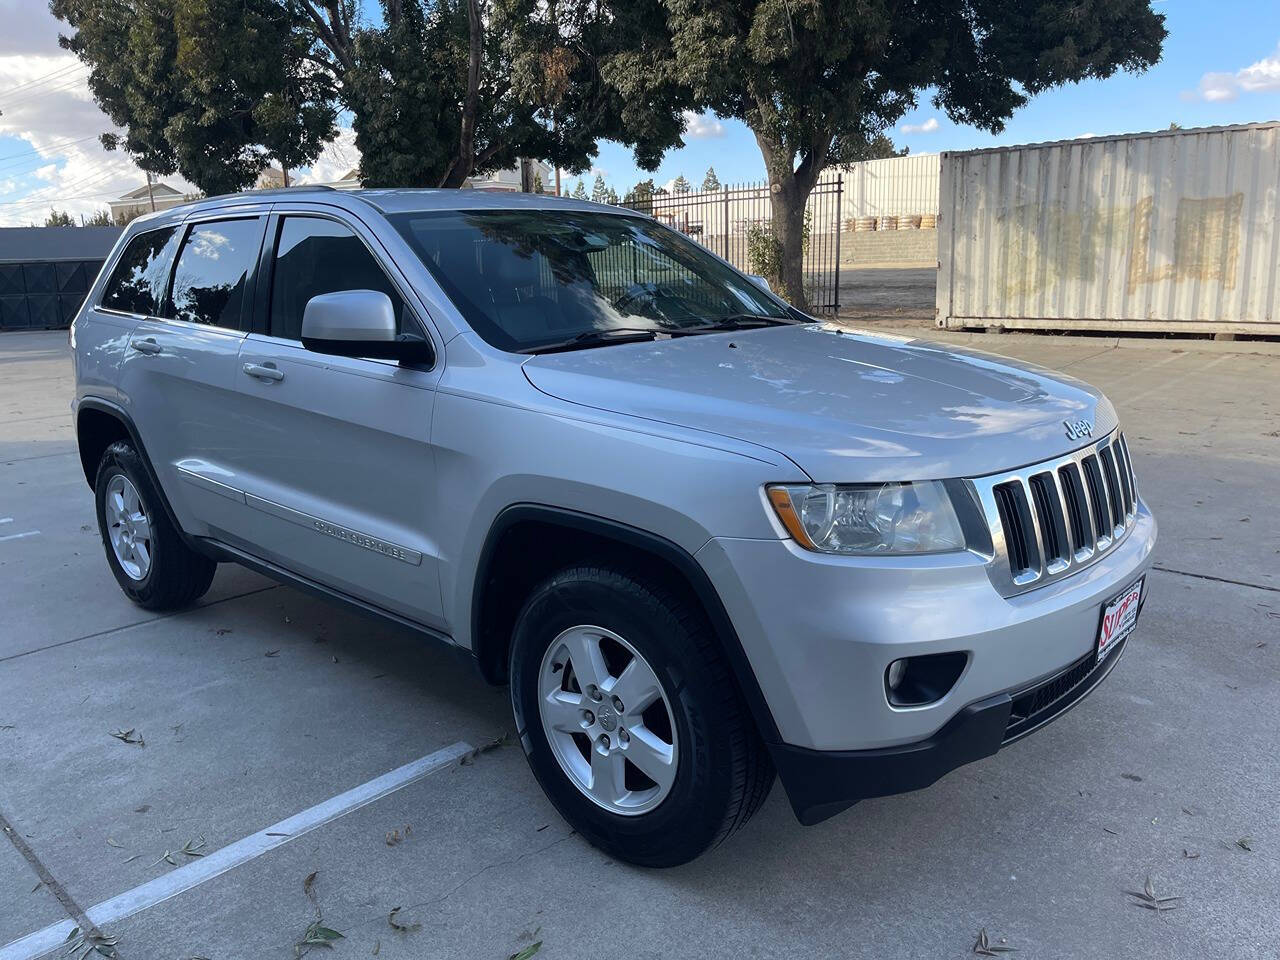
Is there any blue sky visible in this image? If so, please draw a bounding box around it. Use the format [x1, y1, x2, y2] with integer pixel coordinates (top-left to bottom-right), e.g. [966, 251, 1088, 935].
[0, 0, 1278, 223]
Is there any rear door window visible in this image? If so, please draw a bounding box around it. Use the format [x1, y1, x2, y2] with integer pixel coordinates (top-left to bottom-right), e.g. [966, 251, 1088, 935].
[99, 227, 181, 316]
[267, 216, 406, 341]
[165, 218, 264, 329]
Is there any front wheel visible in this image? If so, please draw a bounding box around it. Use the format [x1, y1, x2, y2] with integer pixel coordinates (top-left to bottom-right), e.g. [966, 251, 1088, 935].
[509, 564, 774, 867]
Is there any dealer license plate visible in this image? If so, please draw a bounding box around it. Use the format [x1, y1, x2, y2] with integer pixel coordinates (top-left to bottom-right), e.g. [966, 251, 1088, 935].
[1097, 576, 1144, 663]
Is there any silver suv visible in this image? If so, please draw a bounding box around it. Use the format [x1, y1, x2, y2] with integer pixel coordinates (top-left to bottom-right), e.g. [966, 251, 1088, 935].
[71, 189, 1156, 866]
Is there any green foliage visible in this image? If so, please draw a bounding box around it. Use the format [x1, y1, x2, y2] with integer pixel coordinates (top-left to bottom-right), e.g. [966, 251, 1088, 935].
[533, 171, 544, 193]
[671, 174, 691, 194]
[660, 0, 1167, 307]
[53, 0, 336, 194]
[85, 209, 114, 226]
[572, 180, 589, 200]
[701, 166, 721, 191]
[43, 209, 76, 227]
[591, 173, 608, 202]
[745, 210, 810, 280]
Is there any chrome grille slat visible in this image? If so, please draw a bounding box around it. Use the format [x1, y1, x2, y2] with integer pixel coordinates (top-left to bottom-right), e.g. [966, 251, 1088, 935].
[970, 429, 1140, 598]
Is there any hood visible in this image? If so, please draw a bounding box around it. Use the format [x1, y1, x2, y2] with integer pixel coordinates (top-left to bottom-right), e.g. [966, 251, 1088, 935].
[521, 323, 1116, 482]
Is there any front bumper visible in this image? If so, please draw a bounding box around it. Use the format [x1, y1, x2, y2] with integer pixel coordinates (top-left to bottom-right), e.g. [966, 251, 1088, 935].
[696, 498, 1156, 824]
[773, 633, 1132, 824]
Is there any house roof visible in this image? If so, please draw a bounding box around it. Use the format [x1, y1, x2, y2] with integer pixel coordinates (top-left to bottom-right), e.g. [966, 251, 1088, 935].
[0, 226, 123, 263]
[115, 182, 184, 202]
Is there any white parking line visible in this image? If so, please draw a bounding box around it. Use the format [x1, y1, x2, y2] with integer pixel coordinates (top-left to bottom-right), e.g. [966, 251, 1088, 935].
[0, 530, 39, 543]
[0, 741, 473, 960]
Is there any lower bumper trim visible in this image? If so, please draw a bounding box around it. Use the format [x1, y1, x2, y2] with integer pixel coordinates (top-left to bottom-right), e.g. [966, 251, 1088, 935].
[772, 636, 1130, 826]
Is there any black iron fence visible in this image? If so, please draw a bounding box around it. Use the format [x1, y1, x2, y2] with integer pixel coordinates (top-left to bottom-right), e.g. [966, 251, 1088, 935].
[621, 176, 843, 312]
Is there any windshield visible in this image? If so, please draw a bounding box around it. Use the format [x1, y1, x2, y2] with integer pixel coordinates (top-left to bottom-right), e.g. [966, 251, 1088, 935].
[389, 209, 802, 352]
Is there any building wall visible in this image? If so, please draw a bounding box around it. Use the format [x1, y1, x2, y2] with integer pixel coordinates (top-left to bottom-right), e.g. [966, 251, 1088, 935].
[841, 228, 938, 265]
[838, 154, 940, 222]
[936, 123, 1280, 334]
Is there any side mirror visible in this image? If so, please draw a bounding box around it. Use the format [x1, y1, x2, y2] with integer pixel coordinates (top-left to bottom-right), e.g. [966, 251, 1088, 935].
[300, 290, 433, 364]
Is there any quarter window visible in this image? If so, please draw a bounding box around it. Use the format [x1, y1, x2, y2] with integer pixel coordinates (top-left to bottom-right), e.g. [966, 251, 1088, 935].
[268, 217, 406, 341]
[99, 227, 180, 316]
[165, 218, 263, 328]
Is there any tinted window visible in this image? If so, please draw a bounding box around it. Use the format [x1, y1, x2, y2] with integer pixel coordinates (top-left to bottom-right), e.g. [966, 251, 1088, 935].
[166, 218, 262, 328]
[100, 227, 180, 316]
[269, 217, 405, 341]
[389, 210, 789, 352]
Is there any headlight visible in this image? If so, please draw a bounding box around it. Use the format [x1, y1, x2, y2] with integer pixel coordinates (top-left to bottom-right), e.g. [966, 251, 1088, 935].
[766, 481, 965, 555]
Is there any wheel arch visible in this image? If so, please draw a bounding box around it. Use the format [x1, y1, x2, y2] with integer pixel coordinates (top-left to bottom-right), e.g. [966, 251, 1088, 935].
[75, 398, 190, 550]
[470, 504, 782, 744]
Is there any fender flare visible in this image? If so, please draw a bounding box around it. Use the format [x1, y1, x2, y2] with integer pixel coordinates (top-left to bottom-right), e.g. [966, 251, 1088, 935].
[471, 503, 783, 745]
[75, 397, 196, 554]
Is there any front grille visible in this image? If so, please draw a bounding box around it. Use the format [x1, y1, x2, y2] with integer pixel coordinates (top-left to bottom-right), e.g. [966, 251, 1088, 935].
[1004, 637, 1127, 742]
[972, 431, 1139, 596]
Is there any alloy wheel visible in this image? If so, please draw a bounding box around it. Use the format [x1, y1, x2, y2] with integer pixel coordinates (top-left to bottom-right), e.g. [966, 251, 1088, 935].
[537, 624, 678, 816]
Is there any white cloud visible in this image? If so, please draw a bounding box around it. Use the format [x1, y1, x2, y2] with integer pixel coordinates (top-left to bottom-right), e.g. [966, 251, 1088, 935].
[1188, 42, 1280, 102]
[297, 127, 360, 184]
[682, 111, 724, 139]
[900, 117, 940, 135]
[0, 33, 200, 226]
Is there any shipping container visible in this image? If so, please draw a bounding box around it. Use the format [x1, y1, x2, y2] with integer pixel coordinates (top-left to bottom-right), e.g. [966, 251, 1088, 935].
[936, 123, 1280, 335]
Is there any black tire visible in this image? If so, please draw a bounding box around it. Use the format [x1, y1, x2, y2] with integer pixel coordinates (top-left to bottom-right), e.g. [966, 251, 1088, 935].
[94, 441, 216, 610]
[509, 563, 774, 867]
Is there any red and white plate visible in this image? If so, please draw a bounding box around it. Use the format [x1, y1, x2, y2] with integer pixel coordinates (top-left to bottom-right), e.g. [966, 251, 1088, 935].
[1097, 576, 1144, 663]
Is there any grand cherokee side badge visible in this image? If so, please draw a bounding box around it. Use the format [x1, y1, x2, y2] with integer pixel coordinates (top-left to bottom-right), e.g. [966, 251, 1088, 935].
[1064, 418, 1093, 440]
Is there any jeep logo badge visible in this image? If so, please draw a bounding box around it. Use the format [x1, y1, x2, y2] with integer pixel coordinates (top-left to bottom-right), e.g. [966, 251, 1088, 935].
[1064, 418, 1093, 440]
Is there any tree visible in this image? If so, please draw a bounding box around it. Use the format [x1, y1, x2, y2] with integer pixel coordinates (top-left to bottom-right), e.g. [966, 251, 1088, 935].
[43, 209, 76, 227]
[85, 209, 114, 226]
[701, 166, 721, 191]
[534, 171, 544, 193]
[623, 177, 657, 213]
[53, 0, 337, 195]
[603, 186, 620, 205]
[671, 173, 691, 193]
[591, 173, 608, 202]
[572, 179, 589, 200]
[56, 0, 695, 193]
[663, 0, 1166, 307]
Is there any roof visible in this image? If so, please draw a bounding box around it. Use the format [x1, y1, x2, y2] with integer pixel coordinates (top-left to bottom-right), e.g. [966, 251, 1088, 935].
[115, 182, 184, 201]
[180, 186, 642, 218]
[0, 226, 123, 263]
[941, 120, 1280, 158]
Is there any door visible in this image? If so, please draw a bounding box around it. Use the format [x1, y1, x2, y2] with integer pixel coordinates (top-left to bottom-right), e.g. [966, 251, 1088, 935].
[221, 212, 446, 627]
[114, 213, 267, 537]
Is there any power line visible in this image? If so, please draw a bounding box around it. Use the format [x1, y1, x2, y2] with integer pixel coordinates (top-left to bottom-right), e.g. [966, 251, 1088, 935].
[0, 62, 85, 98]
[0, 135, 102, 175]
[0, 73, 91, 111]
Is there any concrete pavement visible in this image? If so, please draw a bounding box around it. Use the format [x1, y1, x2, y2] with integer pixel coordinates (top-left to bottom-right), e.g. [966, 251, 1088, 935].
[1, 327, 1277, 960]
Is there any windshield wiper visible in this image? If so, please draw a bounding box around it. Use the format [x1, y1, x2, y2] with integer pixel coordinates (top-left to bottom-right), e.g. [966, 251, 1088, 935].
[518, 327, 665, 355]
[670, 314, 797, 336]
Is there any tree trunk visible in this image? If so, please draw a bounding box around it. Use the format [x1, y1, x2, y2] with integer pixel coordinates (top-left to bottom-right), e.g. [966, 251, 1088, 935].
[439, 0, 483, 188]
[770, 180, 808, 310]
[751, 121, 828, 312]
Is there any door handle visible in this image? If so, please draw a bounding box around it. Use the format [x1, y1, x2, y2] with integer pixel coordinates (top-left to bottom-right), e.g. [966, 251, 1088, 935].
[130, 338, 161, 355]
[242, 362, 285, 382]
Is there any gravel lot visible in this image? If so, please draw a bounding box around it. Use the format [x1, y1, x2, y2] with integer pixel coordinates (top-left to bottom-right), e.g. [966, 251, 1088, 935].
[1, 318, 1278, 960]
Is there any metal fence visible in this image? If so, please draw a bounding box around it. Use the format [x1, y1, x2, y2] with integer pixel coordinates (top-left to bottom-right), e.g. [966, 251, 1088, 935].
[0, 259, 105, 330]
[622, 177, 844, 312]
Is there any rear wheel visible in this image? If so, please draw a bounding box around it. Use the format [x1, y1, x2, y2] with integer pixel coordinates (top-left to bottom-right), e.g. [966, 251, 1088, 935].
[94, 441, 216, 610]
[509, 563, 774, 867]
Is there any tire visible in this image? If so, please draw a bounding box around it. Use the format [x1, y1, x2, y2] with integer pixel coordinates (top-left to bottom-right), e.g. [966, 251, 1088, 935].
[509, 563, 774, 867]
[94, 441, 216, 610]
